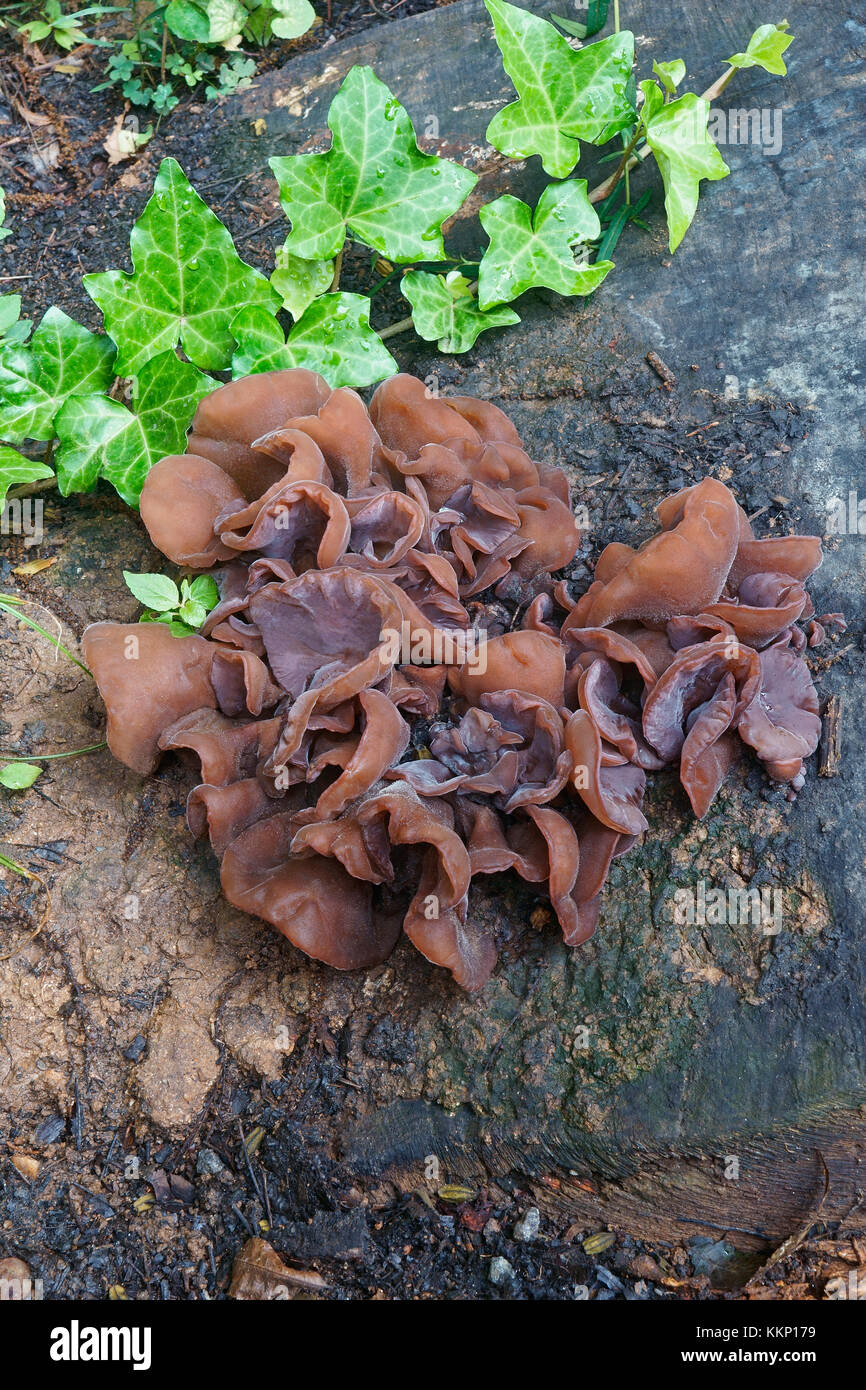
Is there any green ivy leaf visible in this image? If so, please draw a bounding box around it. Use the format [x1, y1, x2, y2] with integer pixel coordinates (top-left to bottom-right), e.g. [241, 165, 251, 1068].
[269, 66, 477, 262]
[269, 0, 315, 39]
[230, 296, 398, 389]
[0, 762, 43, 790]
[54, 351, 214, 507]
[83, 158, 280, 377]
[123, 570, 181, 612]
[641, 89, 730, 252]
[478, 181, 613, 309]
[484, 0, 635, 178]
[0, 293, 30, 345]
[0, 308, 116, 444]
[401, 271, 519, 354]
[270, 244, 334, 320]
[652, 58, 686, 94]
[0, 446, 55, 509]
[728, 22, 793, 76]
[0, 295, 21, 339]
[638, 77, 665, 125]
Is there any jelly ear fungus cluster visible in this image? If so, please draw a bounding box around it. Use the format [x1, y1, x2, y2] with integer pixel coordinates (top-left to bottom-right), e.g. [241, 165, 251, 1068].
[83, 370, 837, 990]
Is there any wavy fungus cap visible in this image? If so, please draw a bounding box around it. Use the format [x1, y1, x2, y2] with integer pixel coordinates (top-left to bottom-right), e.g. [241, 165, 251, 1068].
[83, 370, 834, 989]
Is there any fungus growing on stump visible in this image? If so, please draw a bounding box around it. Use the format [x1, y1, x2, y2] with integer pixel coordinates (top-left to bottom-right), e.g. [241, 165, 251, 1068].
[83, 370, 832, 989]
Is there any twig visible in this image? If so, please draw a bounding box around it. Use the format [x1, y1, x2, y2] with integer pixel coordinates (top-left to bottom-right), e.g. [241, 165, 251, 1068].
[234, 215, 284, 244]
[818, 695, 842, 777]
[646, 351, 676, 387]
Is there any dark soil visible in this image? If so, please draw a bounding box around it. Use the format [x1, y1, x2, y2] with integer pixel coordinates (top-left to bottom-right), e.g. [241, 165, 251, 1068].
[0, 2, 453, 334]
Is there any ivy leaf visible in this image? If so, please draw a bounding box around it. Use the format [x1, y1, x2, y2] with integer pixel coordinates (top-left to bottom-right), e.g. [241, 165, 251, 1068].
[652, 58, 685, 94]
[269, 66, 477, 262]
[728, 22, 793, 76]
[54, 351, 214, 507]
[0, 294, 29, 346]
[0, 446, 54, 509]
[270, 244, 334, 321]
[401, 270, 519, 354]
[484, 0, 635, 178]
[0, 295, 21, 339]
[123, 571, 181, 612]
[0, 308, 116, 444]
[0, 187, 10, 241]
[641, 89, 730, 252]
[230, 296, 398, 389]
[478, 181, 613, 309]
[0, 763, 43, 790]
[638, 77, 665, 125]
[83, 158, 280, 377]
[269, 0, 316, 39]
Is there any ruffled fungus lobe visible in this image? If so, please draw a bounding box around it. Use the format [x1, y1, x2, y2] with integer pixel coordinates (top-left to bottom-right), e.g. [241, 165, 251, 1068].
[83, 370, 835, 989]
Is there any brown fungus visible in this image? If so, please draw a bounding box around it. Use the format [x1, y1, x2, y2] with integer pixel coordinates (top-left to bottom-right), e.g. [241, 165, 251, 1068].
[83, 370, 837, 989]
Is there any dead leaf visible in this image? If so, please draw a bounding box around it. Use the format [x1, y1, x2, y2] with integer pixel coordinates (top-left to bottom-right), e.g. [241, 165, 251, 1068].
[13, 557, 56, 577]
[103, 115, 153, 167]
[11, 1153, 39, 1180]
[117, 169, 145, 191]
[148, 1168, 195, 1208]
[229, 1237, 328, 1300]
[11, 98, 52, 128]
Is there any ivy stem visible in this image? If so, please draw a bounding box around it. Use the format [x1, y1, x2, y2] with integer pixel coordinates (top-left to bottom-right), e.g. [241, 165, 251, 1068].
[588, 66, 736, 206]
[589, 125, 643, 204]
[612, 0, 629, 202]
[160, 21, 168, 86]
[378, 315, 414, 341]
[7, 477, 58, 501]
[702, 65, 736, 102]
[330, 245, 343, 292]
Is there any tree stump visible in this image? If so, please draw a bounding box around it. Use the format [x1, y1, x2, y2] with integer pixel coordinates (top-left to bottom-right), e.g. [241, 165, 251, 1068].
[1, 0, 863, 1291]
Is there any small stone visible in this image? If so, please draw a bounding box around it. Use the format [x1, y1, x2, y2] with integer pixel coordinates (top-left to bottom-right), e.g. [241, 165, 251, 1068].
[489, 1256, 515, 1286]
[124, 1033, 147, 1062]
[196, 1148, 224, 1176]
[0, 1258, 32, 1298]
[514, 1206, 541, 1241]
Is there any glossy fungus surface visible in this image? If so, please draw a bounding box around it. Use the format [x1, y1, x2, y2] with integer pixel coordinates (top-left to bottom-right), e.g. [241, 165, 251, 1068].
[83, 371, 833, 989]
